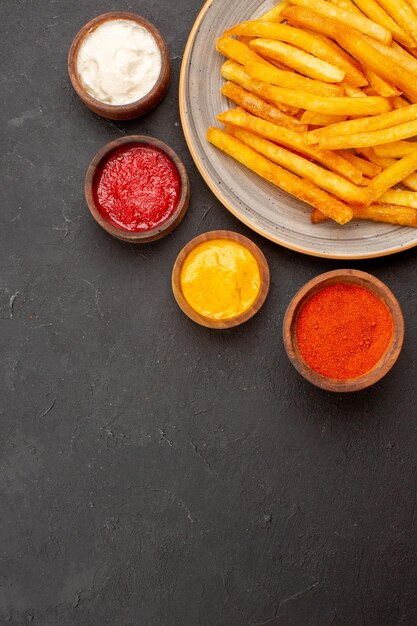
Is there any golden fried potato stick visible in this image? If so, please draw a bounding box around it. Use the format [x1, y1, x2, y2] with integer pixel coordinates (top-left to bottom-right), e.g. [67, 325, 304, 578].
[234, 82, 390, 115]
[301, 111, 347, 125]
[216, 108, 363, 183]
[338, 151, 382, 176]
[207, 127, 353, 224]
[311, 208, 331, 223]
[218, 42, 343, 97]
[374, 0, 417, 43]
[329, 0, 363, 17]
[261, 2, 290, 22]
[364, 71, 401, 98]
[224, 20, 367, 85]
[351, 0, 416, 47]
[305, 103, 417, 144]
[364, 37, 417, 75]
[221, 82, 307, 132]
[287, 0, 392, 43]
[221, 60, 299, 115]
[283, 5, 348, 38]
[374, 141, 417, 158]
[311, 204, 417, 226]
[343, 84, 367, 97]
[238, 36, 254, 47]
[317, 120, 417, 150]
[335, 30, 417, 102]
[249, 38, 345, 82]
[355, 204, 417, 226]
[380, 190, 417, 207]
[244, 59, 344, 96]
[216, 36, 263, 67]
[407, 0, 417, 16]
[367, 149, 417, 201]
[225, 125, 370, 206]
[358, 148, 417, 190]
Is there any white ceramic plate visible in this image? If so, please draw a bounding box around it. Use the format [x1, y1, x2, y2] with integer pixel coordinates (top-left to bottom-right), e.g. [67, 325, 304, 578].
[179, 0, 417, 259]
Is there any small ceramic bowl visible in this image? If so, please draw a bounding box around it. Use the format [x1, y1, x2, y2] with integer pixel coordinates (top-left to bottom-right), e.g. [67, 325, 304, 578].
[283, 269, 404, 392]
[172, 230, 270, 329]
[85, 135, 190, 243]
[68, 12, 171, 120]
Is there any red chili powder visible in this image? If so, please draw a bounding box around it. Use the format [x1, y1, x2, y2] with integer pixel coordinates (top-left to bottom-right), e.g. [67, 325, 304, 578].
[94, 145, 181, 232]
[296, 283, 394, 380]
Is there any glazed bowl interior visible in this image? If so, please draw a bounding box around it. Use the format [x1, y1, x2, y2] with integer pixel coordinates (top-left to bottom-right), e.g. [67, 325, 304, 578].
[283, 270, 404, 392]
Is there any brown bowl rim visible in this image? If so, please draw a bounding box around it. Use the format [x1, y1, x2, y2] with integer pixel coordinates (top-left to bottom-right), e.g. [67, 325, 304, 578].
[283, 269, 404, 392]
[84, 135, 190, 243]
[172, 230, 270, 329]
[68, 12, 171, 120]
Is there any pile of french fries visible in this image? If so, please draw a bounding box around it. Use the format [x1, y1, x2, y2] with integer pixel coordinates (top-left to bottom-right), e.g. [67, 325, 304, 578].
[207, 0, 417, 227]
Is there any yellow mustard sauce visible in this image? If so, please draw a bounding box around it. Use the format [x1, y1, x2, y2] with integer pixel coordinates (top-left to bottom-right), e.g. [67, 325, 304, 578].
[180, 239, 261, 320]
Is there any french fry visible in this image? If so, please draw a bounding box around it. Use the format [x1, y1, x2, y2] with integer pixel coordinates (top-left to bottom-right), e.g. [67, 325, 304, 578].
[351, 0, 416, 47]
[311, 208, 330, 223]
[244, 59, 344, 96]
[365, 37, 417, 75]
[260, 2, 290, 22]
[312, 35, 368, 87]
[283, 5, 349, 39]
[380, 190, 417, 207]
[364, 70, 401, 98]
[338, 150, 383, 176]
[335, 29, 417, 102]
[391, 96, 410, 109]
[231, 81, 390, 115]
[221, 60, 300, 115]
[329, 0, 364, 17]
[216, 108, 363, 183]
[238, 36, 255, 47]
[305, 103, 417, 144]
[343, 84, 366, 97]
[367, 149, 417, 201]
[358, 148, 417, 190]
[317, 119, 417, 150]
[354, 204, 417, 226]
[363, 87, 379, 97]
[406, 0, 417, 16]
[373, 0, 417, 44]
[216, 36, 259, 66]
[249, 39, 346, 82]
[207, 128, 353, 224]
[287, 0, 392, 44]
[374, 141, 417, 158]
[311, 204, 417, 226]
[218, 37, 332, 105]
[224, 21, 366, 84]
[225, 125, 369, 206]
[221, 82, 307, 132]
[301, 111, 347, 125]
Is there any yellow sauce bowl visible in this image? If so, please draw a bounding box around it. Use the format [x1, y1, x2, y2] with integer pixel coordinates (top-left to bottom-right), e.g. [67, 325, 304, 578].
[172, 231, 270, 329]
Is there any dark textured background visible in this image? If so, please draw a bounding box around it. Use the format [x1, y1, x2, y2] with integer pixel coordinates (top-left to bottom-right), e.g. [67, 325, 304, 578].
[1, 1, 417, 625]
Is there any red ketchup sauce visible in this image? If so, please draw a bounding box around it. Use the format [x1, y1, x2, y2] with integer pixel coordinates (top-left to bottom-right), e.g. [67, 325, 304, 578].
[93, 145, 181, 232]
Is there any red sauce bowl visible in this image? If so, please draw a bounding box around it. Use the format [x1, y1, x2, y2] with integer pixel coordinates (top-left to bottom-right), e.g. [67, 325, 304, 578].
[283, 270, 404, 393]
[85, 136, 190, 243]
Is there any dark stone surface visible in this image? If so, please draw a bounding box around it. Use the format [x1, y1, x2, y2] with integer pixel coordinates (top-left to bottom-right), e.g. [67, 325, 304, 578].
[1, 1, 417, 624]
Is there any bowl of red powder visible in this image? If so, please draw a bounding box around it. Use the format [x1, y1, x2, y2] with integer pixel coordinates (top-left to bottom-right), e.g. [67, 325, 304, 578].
[283, 270, 404, 392]
[85, 136, 189, 243]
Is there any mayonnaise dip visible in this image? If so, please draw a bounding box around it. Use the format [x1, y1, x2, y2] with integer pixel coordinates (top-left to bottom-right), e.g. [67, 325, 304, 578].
[77, 19, 162, 105]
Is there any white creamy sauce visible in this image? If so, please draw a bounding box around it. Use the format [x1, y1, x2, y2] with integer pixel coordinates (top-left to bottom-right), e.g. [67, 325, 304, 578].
[77, 19, 162, 105]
